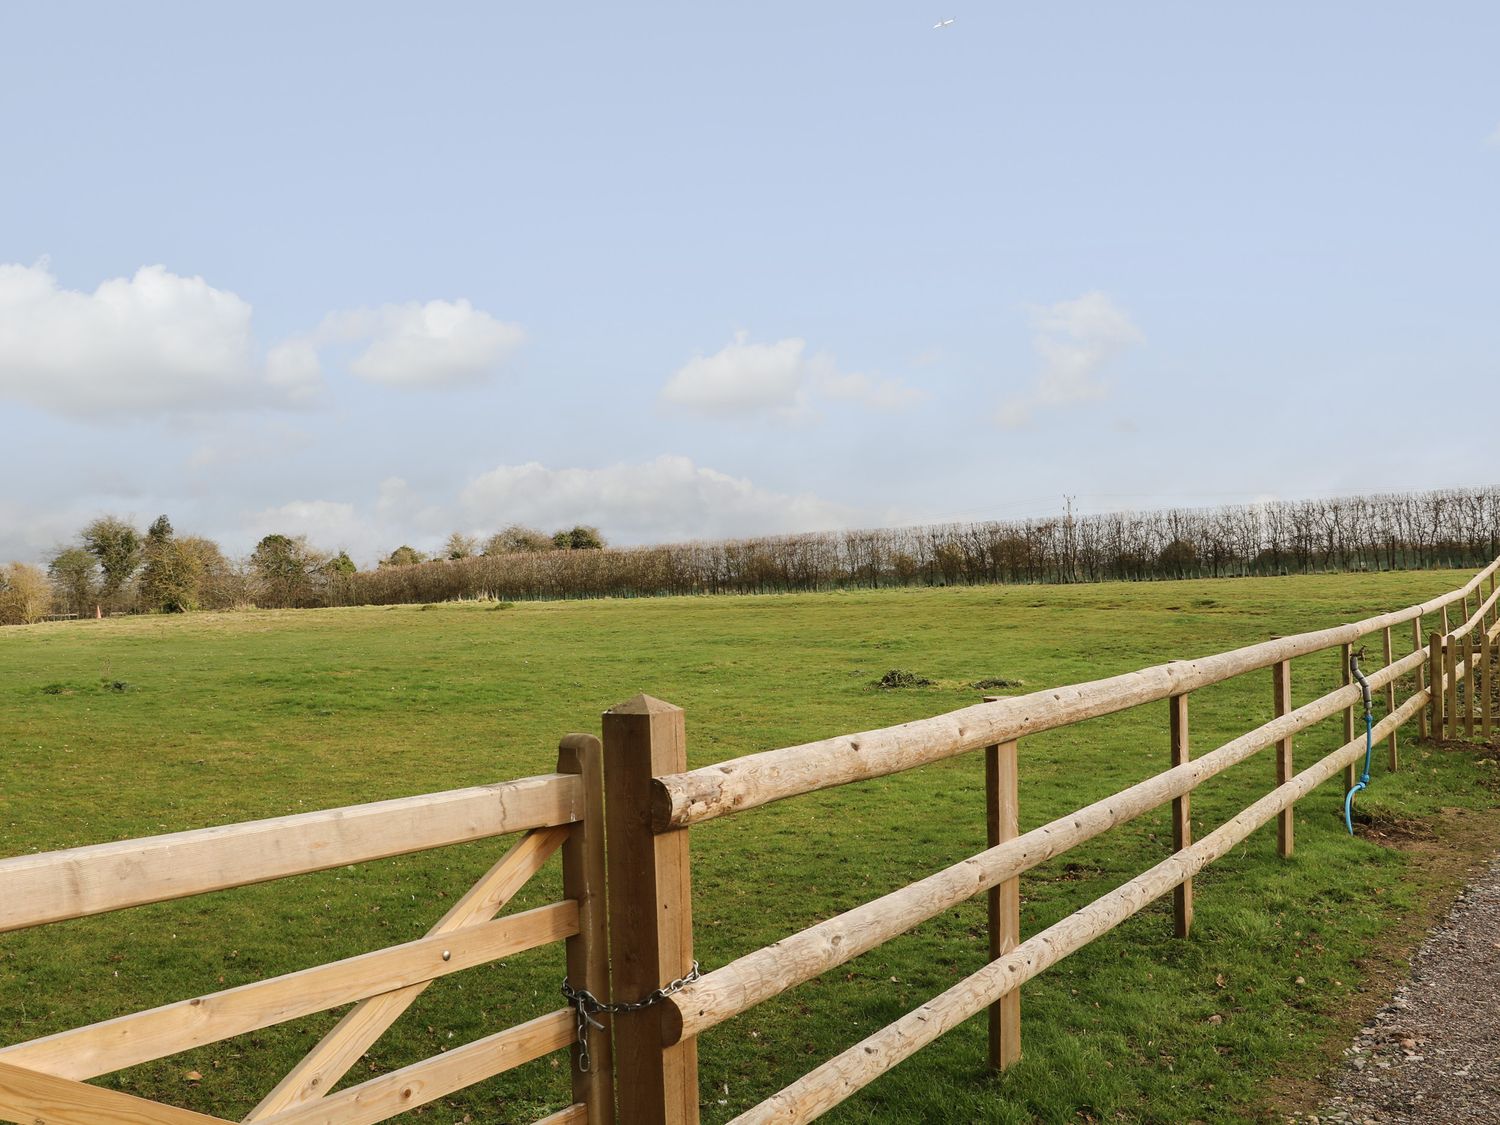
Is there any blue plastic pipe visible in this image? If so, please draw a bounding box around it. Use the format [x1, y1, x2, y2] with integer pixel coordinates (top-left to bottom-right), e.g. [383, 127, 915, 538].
[1343, 651, 1374, 835]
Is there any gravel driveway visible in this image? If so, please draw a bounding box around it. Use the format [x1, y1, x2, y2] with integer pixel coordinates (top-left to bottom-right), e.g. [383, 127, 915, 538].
[1296, 852, 1500, 1124]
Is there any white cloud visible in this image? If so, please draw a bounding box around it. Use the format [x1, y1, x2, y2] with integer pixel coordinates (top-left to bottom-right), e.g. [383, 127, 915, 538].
[322, 299, 524, 388]
[1488, 122, 1500, 148]
[0, 261, 319, 417]
[459, 455, 862, 543]
[661, 330, 922, 419]
[998, 292, 1143, 429]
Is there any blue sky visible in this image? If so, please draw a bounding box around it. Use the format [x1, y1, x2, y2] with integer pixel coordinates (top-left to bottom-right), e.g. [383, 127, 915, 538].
[2, 2, 1497, 565]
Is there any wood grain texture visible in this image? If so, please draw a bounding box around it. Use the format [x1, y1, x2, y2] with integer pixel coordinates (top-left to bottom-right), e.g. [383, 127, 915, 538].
[983, 736, 1019, 1071]
[0, 1060, 231, 1125]
[0, 774, 581, 933]
[245, 824, 570, 1120]
[1273, 660, 1294, 857]
[1, 902, 575, 1081]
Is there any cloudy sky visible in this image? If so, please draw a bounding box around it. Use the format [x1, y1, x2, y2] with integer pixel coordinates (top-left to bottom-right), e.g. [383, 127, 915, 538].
[2, 2, 1497, 566]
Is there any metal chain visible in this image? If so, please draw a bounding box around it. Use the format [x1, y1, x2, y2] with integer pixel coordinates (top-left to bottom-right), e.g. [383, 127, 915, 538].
[560, 961, 702, 1073]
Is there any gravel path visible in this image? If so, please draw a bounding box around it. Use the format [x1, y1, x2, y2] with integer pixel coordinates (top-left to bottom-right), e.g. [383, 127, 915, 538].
[1295, 853, 1500, 1124]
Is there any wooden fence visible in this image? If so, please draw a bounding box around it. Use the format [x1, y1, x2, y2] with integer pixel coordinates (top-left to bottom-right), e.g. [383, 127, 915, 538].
[2, 563, 1499, 1123]
[0, 741, 612, 1125]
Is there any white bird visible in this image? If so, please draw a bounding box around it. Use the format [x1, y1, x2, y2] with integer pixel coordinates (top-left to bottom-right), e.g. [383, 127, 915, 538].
[933, 17, 955, 29]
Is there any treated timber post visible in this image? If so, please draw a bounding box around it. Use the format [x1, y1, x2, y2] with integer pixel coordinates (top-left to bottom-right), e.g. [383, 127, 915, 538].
[1169, 693, 1192, 938]
[1429, 633, 1444, 739]
[602, 695, 699, 1125]
[1341, 643, 1356, 791]
[558, 735, 615, 1124]
[1484, 630, 1494, 743]
[1383, 626, 1398, 770]
[1464, 637, 1476, 740]
[1273, 660, 1294, 857]
[982, 700, 1021, 1070]
[1446, 633, 1459, 744]
[1414, 616, 1428, 739]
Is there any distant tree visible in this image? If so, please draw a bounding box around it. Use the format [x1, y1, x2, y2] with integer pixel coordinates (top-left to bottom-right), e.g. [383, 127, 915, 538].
[82, 516, 142, 607]
[323, 551, 357, 577]
[552, 525, 605, 550]
[0, 562, 52, 625]
[251, 533, 315, 608]
[380, 545, 425, 568]
[177, 536, 239, 609]
[444, 532, 478, 560]
[48, 547, 99, 616]
[483, 525, 555, 554]
[139, 539, 203, 613]
[146, 514, 174, 546]
[1158, 538, 1198, 579]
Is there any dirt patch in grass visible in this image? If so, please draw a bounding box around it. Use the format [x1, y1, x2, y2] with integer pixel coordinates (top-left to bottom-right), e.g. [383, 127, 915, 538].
[1265, 794, 1500, 1119]
[875, 669, 932, 689]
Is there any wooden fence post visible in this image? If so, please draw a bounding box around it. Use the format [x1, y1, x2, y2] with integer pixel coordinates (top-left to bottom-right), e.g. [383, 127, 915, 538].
[602, 695, 699, 1125]
[1341, 643, 1356, 791]
[1464, 636, 1476, 740]
[1484, 630, 1494, 743]
[1414, 616, 1428, 739]
[1273, 660, 1294, 857]
[1169, 693, 1192, 938]
[985, 751, 1021, 1068]
[1383, 626, 1398, 770]
[1429, 633, 1444, 739]
[558, 735, 615, 1124]
[1446, 633, 1459, 743]
[982, 701, 1021, 1071]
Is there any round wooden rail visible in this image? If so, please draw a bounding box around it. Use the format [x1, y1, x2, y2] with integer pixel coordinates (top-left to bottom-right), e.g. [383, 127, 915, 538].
[727, 691, 1426, 1125]
[662, 646, 1427, 1045]
[655, 559, 1499, 831]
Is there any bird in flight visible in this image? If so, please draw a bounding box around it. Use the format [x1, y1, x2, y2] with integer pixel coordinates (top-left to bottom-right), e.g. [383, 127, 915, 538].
[933, 17, 955, 29]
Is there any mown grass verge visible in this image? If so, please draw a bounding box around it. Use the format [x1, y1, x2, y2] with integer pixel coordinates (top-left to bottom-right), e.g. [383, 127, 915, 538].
[1, 570, 1497, 1123]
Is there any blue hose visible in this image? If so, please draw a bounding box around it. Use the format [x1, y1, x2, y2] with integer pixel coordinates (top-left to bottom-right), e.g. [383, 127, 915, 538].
[1343, 653, 1374, 835]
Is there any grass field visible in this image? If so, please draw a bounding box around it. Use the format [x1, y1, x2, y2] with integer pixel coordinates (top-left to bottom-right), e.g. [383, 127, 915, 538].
[3, 570, 1499, 1124]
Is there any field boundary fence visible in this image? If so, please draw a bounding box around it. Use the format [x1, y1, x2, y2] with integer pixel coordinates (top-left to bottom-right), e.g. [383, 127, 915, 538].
[3, 562, 1499, 1123]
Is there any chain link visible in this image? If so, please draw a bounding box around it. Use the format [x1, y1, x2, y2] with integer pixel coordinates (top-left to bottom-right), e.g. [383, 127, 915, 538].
[560, 961, 702, 1073]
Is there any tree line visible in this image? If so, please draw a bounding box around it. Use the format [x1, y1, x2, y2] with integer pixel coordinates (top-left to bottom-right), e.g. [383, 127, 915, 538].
[2, 487, 1497, 624]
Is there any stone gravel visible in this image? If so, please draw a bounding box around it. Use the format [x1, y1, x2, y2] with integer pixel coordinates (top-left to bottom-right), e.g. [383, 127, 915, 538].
[1291, 853, 1500, 1125]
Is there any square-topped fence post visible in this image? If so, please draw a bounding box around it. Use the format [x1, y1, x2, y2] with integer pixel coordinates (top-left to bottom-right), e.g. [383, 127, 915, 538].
[1383, 626, 1398, 770]
[1341, 643, 1357, 791]
[558, 734, 615, 1124]
[1429, 633, 1444, 739]
[1169, 693, 1192, 938]
[1273, 660, 1294, 857]
[1445, 631, 1459, 743]
[1465, 637, 1477, 740]
[1414, 616, 1428, 740]
[982, 695, 1021, 1071]
[602, 695, 699, 1125]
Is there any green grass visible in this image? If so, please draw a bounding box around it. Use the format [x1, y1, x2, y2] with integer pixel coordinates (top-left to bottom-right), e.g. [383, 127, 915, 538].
[2, 571, 1498, 1123]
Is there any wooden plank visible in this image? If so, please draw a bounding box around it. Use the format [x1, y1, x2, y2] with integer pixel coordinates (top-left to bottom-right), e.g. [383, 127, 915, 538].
[1446, 632, 1459, 741]
[244, 825, 569, 1120]
[558, 735, 614, 1123]
[1414, 616, 1428, 739]
[1465, 637, 1477, 739]
[1383, 626, 1398, 769]
[257, 1010, 574, 1125]
[0, 902, 575, 1081]
[1169, 694, 1192, 938]
[1273, 660, 1294, 856]
[1485, 631, 1495, 742]
[726, 693, 1426, 1125]
[662, 648, 1431, 1045]
[655, 559, 1500, 829]
[1429, 633, 1444, 738]
[0, 774, 581, 933]
[983, 732, 1020, 1071]
[604, 696, 699, 1125]
[1341, 643, 1357, 791]
[0, 1060, 231, 1125]
[534, 1107, 590, 1125]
